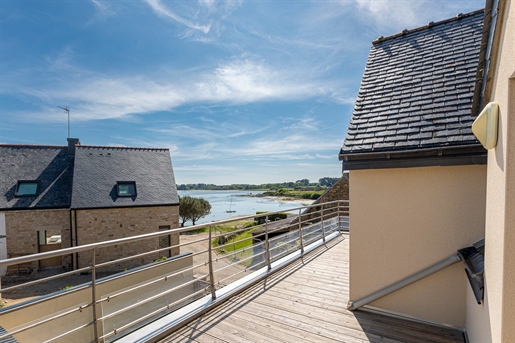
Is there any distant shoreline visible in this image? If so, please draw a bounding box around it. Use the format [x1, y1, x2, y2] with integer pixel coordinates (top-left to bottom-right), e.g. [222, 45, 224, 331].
[257, 195, 315, 206]
[178, 189, 318, 206]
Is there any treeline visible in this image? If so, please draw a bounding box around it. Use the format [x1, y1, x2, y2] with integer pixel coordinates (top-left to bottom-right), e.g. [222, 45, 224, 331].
[177, 177, 340, 191]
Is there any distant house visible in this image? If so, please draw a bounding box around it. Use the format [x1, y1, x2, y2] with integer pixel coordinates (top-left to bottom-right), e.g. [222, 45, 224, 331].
[339, 9, 487, 329]
[0, 138, 180, 273]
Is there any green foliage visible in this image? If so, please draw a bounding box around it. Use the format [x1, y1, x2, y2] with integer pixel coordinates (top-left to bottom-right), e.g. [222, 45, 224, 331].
[255, 211, 288, 224]
[179, 196, 212, 227]
[176, 177, 339, 191]
[302, 192, 321, 199]
[261, 189, 325, 200]
[318, 177, 340, 187]
[214, 230, 254, 267]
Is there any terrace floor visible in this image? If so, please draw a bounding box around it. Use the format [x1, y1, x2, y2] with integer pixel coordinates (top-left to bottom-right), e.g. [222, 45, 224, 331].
[158, 234, 466, 343]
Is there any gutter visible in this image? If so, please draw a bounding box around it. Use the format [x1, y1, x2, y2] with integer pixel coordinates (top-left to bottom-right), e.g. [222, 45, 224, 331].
[472, 0, 500, 116]
[339, 144, 485, 162]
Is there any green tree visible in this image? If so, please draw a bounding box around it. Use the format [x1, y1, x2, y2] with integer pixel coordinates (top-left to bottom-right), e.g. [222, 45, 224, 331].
[179, 196, 212, 227]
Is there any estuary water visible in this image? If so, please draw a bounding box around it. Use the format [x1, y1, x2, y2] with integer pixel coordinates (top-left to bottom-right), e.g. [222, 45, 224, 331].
[177, 190, 313, 225]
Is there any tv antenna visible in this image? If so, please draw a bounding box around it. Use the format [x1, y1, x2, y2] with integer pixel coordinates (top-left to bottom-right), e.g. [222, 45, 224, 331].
[57, 106, 70, 138]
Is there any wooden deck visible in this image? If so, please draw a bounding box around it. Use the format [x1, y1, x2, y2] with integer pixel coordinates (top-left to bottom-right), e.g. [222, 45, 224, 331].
[159, 235, 465, 343]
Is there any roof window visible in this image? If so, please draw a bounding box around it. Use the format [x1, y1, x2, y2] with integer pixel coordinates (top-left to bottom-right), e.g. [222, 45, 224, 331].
[15, 181, 40, 197]
[117, 181, 137, 197]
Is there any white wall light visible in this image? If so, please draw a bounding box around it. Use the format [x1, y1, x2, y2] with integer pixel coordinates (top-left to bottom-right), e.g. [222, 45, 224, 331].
[472, 102, 500, 149]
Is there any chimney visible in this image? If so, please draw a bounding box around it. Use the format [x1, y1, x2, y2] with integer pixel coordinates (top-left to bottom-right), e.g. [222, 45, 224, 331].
[67, 138, 80, 157]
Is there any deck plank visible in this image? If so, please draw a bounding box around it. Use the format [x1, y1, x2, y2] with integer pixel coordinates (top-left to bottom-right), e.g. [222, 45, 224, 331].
[160, 235, 465, 343]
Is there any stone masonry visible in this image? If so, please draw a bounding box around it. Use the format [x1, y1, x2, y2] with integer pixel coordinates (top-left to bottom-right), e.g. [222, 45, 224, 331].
[4, 209, 70, 271]
[3, 205, 180, 273]
[298, 175, 349, 223]
[73, 205, 180, 271]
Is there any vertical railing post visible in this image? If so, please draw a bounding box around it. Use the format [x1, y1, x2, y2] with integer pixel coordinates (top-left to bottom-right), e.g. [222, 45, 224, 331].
[208, 226, 217, 300]
[265, 215, 271, 270]
[0, 269, 3, 306]
[91, 249, 99, 342]
[298, 208, 304, 254]
[337, 201, 341, 232]
[321, 204, 326, 243]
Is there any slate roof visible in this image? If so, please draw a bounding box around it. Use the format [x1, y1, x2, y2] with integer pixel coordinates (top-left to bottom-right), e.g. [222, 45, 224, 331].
[71, 146, 179, 209]
[340, 9, 487, 169]
[0, 141, 179, 210]
[0, 145, 73, 209]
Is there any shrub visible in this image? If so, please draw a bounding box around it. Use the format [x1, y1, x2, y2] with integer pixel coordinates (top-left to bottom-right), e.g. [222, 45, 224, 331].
[255, 211, 287, 224]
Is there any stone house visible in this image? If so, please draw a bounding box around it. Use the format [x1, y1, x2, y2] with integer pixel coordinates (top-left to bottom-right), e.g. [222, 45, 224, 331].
[0, 138, 180, 273]
[339, 2, 514, 341]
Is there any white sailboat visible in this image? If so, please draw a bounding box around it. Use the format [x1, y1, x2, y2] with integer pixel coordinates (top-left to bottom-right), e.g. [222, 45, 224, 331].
[226, 197, 236, 213]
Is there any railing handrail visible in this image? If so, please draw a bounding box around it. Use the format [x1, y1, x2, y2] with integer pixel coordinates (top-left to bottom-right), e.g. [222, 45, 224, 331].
[0, 200, 349, 343]
[0, 200, 348, 267]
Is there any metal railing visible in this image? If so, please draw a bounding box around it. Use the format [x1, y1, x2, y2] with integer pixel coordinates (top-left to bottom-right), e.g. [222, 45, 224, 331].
[0, 200, 349, 343]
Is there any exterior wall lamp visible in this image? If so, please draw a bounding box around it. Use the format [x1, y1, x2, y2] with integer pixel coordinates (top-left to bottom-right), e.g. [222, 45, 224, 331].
[472, 102, 500, 149]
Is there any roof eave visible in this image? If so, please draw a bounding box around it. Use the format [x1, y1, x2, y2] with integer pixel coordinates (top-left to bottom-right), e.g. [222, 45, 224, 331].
[70, 202, 180, 211]
[339, 144, 487, 170]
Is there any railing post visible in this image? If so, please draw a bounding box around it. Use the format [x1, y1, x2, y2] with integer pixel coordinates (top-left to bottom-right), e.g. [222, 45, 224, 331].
[298, 208, 304, 254]
[265, 215, 271, 270]
[91, 249, 99, 342]
[337, 201, 341, 232]
[321, 204, 326, 243]
[208, 226, 217, 300]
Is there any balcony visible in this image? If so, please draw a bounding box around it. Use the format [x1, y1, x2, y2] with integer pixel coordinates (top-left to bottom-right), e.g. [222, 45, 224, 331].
[0, 201, 465, 342]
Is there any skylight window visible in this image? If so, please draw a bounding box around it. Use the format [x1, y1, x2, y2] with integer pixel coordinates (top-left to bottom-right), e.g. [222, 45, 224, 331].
[15, 181, 39, 197]
[117, 181, 137, 197]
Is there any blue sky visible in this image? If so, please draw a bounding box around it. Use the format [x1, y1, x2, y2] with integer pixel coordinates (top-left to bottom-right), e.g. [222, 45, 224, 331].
[0, 0, 484, 185]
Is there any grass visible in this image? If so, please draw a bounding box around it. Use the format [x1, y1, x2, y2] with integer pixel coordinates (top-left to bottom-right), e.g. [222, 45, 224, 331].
[216, 230, 255, 267]
[263, 189, 325, 200]
[182, 219, 259, 268]
[210, 220, 258, 267]
[183, 219, 256, 235]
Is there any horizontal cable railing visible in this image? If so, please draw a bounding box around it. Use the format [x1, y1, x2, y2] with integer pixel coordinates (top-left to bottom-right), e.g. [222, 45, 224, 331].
[0, 200, 349, 343]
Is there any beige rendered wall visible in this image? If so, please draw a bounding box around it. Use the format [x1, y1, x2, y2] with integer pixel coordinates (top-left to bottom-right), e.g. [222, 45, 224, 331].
[466, 2, 515, 342]
[349, 165, 486, 327]
[73, 205, 180, 271]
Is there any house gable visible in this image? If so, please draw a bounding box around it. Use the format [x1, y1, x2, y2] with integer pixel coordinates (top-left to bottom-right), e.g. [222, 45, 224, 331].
[340, 9, 487, 170]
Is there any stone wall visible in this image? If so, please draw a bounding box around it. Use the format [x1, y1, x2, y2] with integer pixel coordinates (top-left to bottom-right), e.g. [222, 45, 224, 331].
[3, 205, 180, 273]
[4, 209, 71, 271]
[73, 205, 180, 271]
[297, 174, 349, 224]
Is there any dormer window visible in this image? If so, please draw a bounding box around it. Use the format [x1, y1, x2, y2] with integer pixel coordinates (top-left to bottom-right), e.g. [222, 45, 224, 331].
[15, 181, 39, 197]
[117, 181, 137, 197]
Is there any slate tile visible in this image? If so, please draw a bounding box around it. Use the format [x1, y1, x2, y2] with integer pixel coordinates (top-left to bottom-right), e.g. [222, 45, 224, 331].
[342, 10, 483, 156]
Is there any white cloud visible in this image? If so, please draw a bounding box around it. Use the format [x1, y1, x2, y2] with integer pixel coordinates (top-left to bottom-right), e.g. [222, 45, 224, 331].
[144, 0, 242, 38]
[6, 58, 335, 122]
[144, 0, 211, 34]
[223, 134, 342, 159]
[89, 0, 116, 20]
[354, 0, 484, 33]
[283, 117, 318, 131]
